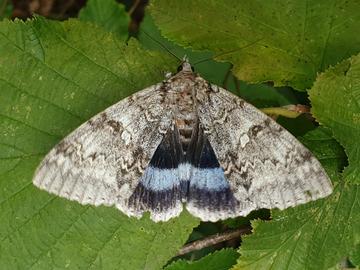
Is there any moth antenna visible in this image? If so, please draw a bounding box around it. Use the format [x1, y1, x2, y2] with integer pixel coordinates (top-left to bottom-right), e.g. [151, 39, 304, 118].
[140, 29, 182, 62]
[193, 38, 265, 66]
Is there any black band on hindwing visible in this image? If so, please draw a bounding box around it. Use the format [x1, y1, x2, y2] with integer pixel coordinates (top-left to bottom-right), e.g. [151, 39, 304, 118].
[149, 126, 184, 169]
[186, 122, 220, 168]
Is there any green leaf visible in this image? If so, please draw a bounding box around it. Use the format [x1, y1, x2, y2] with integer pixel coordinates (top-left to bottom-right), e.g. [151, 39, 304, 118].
[0, 17, 199, 269]
[165, 249, 239, 270]
[233, 128, 359, 270]
[150, 0, 360, 90]
[350, 243, 360, 267]
[235, 183, 359, 270]
[139, 12, 308, 111]
[139, 13, 233, 87]
[79, 0, 129, 40]
[310, 53, 360, 184]
[0, 0, 12, 19]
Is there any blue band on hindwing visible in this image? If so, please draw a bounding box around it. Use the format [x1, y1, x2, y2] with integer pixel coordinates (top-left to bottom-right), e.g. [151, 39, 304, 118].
[127, 124, 240, 215]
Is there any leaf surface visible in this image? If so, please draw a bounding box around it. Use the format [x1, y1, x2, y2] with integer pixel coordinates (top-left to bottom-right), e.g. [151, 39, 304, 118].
[150, 0, 360, 90]
[350, 244, 360, 267]
[166, 249, 238, 270]
[139, 13, 308, 113]
[79, 0, 129, 40]
[310, 53, 360, 184]
[0, 17, 199, 270]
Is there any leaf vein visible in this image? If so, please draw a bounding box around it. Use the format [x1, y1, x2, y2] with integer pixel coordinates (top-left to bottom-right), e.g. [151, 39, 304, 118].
[0, 77, 85, 122]
[0, 30, 111, 105]
[28, 206, 89, 269]
[0, 196, 57, 242]
[0, 113, 61, 139]
[46, 23, 136, 89]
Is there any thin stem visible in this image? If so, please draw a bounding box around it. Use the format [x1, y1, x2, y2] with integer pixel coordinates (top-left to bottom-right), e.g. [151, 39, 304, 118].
[129, 0, 141, 16]
[193, 38, 264, 66]
[177, 227, 251, 256]
[140, 29, 181, 61]
[261, 104, 310, 119]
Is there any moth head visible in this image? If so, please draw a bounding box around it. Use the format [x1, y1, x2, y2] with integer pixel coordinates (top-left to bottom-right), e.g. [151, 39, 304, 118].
[177, 59, 195, 73]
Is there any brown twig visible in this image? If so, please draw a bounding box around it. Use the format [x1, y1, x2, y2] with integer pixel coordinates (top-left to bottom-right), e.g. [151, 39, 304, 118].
[177, 227, 251, 256]
[128, 0, 141, 16]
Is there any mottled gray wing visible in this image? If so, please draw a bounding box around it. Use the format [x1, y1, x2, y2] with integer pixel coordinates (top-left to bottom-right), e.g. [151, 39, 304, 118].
[196, 84, 332, 217]
[33, 83, 173, 218]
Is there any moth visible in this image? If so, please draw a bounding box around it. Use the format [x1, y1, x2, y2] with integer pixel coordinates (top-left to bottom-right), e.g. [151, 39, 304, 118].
[33, 59, 333, 222]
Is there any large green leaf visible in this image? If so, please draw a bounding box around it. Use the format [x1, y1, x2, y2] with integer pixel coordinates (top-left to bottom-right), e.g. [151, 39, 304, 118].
[0, 17, 199, 269]
[310, 53, 360, 184]
[234, 183, 359, 270]
[79, 0, 129, 40]
[233, 128, 358, 270]
[150, 0, 360, 90]
[139, 13, 305, 110]
[166, 249, 238, 270]
[139, 13, 234, 88]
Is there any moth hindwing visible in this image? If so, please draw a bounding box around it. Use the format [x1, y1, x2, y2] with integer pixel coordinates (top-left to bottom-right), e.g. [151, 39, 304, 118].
[33, 60, 333, 222]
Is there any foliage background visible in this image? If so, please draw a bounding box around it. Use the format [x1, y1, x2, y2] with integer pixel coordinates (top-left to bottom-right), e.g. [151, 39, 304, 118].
[0, 0, 359, 269]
